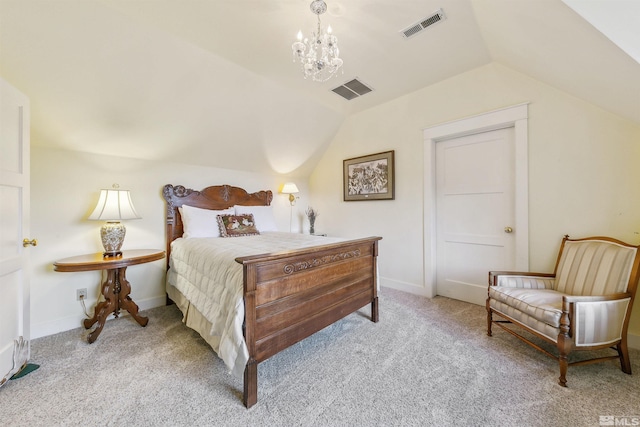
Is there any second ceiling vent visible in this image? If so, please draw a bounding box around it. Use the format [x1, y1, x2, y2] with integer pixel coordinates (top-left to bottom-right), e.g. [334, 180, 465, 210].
[331, 78, 373, 101]
[400, 8, 446, 39]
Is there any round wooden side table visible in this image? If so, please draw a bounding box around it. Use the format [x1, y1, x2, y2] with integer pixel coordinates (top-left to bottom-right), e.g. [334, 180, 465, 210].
[54, 249, 165, 343]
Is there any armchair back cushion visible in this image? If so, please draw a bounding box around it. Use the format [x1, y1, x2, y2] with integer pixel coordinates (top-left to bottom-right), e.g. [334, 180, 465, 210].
[554, 240, 638, 296]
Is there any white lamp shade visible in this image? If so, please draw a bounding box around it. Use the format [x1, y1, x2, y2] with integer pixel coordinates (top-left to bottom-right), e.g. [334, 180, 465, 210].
[88, 189, 141, 221]
[281, 183, 299, 194]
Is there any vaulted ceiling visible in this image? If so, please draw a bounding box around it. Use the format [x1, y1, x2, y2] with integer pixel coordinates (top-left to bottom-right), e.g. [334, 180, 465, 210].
[1, 0, 638, 176]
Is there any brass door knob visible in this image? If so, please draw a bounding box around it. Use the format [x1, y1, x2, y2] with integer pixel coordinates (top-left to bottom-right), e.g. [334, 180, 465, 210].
[22, 238, 38, 247]
[504, 227, 513, 233]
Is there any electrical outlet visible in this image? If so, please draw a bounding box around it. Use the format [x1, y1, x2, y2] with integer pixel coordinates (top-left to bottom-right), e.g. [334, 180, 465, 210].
[76, 288, 87, 301]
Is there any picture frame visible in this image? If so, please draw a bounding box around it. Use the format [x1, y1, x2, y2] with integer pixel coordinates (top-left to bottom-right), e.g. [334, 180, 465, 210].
[343, 150, 395, 201]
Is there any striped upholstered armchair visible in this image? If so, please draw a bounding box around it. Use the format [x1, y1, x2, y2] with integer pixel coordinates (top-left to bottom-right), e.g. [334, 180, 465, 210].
[487, 235, 640, 387]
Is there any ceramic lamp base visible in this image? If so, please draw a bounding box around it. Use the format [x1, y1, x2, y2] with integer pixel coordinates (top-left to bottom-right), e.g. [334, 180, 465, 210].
[100, 221, 126, 258]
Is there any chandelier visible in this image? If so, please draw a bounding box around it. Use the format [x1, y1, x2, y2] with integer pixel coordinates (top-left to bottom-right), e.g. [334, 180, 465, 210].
[292, 0, 343, 82]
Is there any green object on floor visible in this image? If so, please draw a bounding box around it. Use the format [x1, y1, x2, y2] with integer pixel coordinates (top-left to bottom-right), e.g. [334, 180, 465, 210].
[10, 363, 40, 380]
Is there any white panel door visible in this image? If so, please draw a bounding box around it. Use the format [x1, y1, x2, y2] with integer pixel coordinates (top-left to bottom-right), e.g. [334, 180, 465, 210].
[435, 127, 515, 305]
[0, 78, 31, 386]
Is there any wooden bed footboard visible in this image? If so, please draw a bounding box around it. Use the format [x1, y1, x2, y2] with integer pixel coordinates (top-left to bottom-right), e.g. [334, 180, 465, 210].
[236, 236, 381, 408]
[163, 184, 382, 408]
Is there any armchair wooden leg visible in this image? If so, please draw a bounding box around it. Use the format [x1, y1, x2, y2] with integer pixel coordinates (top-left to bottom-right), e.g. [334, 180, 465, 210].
[617, 340, 632, 374]
[486, 298, 493, 337]
[557, 309, 571, 387]
[558, 355, 568, 387]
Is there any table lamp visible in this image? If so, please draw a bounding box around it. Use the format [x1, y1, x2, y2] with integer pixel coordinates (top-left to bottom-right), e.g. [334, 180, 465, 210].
[88, 184, 141, 258]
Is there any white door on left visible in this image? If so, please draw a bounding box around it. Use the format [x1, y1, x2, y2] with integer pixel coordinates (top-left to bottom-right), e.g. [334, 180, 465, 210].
[0, 78, 31, 386]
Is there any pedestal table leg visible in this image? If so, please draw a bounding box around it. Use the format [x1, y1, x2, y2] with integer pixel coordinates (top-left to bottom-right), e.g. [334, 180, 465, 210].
[84, 269, 117, 344]
[117, 267, 149, 327]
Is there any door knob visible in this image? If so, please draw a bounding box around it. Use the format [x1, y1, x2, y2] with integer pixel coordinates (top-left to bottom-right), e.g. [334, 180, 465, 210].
[504, 227, 513, 233]
[23, 238, 38, 247]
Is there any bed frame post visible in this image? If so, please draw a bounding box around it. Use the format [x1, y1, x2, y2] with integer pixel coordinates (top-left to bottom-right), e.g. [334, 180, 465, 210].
[371, 239, 379, 323]
[243, 262, 258, 408]
[243, 360, 258, 408]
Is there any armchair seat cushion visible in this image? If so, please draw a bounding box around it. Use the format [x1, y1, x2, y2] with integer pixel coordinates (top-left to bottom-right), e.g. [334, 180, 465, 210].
[489, 286, 563, 328]
[490, 299, 561, 342]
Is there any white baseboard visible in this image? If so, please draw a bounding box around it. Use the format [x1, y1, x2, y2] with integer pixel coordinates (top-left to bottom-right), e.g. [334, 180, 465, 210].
[31, 295, 167, 340]
[379, 276, 432, 297]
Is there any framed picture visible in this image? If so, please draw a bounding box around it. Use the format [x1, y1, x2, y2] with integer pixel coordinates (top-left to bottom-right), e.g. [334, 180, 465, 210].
[343, 150, 395, 201]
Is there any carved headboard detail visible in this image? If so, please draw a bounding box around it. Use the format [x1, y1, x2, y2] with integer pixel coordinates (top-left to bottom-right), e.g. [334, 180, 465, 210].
[162, 184, 273, 263]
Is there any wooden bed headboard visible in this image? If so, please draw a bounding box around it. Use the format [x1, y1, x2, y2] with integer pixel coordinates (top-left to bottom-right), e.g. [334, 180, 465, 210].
[162, 184, 273, 262]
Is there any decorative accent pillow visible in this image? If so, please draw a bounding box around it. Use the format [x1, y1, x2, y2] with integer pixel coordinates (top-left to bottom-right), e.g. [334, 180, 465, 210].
[234, 205, 278, 232]
[179, 205, 234, 238]
[217, 214, 260, 237]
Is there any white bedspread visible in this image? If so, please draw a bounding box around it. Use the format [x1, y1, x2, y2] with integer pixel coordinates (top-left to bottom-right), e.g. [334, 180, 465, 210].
[166, 232, 344, 377]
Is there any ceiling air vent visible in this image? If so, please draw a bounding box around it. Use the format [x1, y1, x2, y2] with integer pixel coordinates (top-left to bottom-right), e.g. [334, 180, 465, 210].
[400, 8, 446, 39]
[331, 78, 373, 101]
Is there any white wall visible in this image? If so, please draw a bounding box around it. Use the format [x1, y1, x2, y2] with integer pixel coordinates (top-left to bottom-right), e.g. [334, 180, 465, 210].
[29, 62, 640, 348]
[309, 62, 640, 345]
[30, 147, 310, 339]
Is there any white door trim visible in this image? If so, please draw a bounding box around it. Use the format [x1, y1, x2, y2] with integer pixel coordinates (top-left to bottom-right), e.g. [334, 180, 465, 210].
[422, 103, 529, 298]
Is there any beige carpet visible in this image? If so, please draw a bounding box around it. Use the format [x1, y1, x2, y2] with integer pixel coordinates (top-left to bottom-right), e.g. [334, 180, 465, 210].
[1, 289, 639, 426]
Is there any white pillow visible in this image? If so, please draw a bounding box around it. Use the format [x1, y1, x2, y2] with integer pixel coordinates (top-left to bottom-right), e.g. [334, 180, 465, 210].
[234, 205, 278, 232]
[179, 205, 234, 238]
